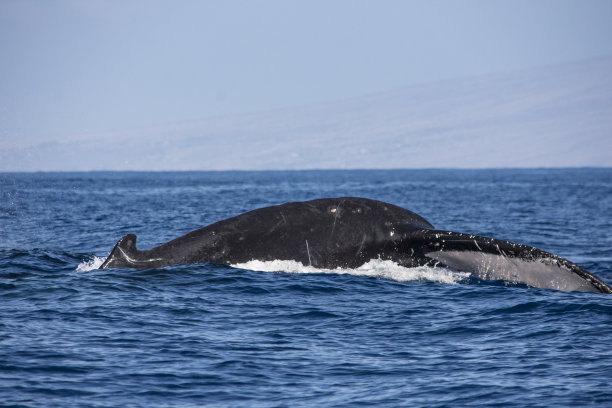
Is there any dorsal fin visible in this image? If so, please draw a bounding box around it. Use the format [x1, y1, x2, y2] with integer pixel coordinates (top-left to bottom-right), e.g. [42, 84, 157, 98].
[99, 234, 138, 269]
[120, 233, 138, 252]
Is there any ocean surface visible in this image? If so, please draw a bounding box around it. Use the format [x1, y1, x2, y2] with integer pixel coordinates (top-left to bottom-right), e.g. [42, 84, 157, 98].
[1, 169, 611, 407]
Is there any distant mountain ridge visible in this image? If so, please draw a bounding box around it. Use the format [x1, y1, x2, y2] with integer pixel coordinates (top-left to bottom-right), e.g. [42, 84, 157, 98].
[2, 56, 611, 171]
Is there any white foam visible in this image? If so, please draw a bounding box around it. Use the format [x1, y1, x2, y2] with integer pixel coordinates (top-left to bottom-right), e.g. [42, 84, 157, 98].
[75, 256, 470, 285]
[232, 258, 470, 285]
[76, 256, 105, 272]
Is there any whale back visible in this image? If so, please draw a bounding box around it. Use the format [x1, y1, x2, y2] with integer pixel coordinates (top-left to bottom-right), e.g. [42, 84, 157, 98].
[195, 197, 435, 267]
[97, 197, 612, 293]
[100, 197, 434, 269]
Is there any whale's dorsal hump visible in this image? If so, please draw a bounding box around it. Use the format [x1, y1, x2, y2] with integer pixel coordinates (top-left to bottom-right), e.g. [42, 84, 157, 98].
[100, 233, 139, 269]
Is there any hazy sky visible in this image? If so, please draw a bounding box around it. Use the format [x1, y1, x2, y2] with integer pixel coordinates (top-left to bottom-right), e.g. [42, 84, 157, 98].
[2, 0, 612, 146]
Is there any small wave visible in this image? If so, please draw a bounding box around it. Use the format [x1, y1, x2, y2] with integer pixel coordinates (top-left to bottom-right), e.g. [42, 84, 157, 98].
[233, 258, 470, 285]
[76, 256, 105, 272]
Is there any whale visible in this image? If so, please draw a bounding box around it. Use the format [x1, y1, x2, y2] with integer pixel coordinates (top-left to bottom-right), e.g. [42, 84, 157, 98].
[99, 197, 612, 293]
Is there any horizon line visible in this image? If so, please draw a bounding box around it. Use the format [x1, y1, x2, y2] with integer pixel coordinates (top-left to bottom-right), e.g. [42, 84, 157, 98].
[2, 166, 611, 175]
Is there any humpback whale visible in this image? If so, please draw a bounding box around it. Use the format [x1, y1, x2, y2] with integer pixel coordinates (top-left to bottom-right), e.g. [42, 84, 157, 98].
[100, 197, 611, 293]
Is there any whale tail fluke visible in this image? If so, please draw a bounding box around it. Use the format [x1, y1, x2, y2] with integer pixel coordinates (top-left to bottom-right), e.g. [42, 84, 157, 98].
[99, 234, 139, 269]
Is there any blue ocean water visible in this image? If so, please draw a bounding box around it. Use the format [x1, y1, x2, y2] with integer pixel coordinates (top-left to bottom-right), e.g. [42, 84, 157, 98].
[1, 169, 611, 407]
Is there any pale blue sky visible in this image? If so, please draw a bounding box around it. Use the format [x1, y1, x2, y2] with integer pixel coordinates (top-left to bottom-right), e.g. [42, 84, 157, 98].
[1, 0, 612, 147]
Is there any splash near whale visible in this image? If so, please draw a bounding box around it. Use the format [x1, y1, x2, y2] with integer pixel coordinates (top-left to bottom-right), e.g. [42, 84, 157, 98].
[99, 197, 612, 293]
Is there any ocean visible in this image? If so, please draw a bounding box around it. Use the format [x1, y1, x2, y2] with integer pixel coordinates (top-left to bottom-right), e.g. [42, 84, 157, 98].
[1, 169, 611, 407]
